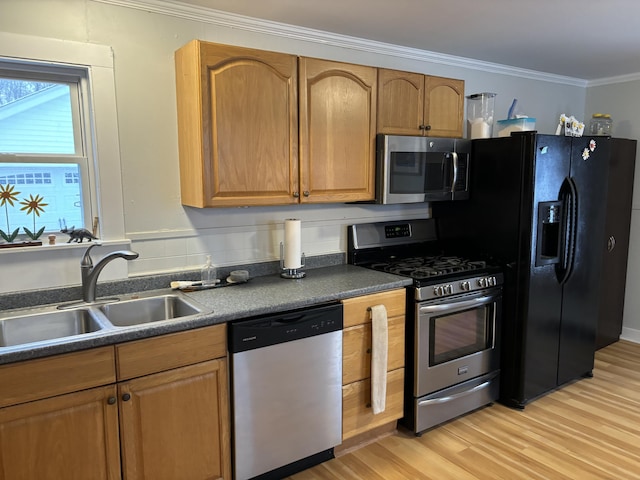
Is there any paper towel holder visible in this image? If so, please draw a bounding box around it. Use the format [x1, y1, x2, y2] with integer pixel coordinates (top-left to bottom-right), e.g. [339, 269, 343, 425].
[279, 242, 306, 279]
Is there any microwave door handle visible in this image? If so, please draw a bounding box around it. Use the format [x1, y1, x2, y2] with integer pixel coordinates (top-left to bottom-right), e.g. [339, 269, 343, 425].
[450, 152, 459, 195]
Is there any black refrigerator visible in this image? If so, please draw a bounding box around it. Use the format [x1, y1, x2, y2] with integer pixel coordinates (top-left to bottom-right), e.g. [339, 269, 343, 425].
[434, 132, 637, 408]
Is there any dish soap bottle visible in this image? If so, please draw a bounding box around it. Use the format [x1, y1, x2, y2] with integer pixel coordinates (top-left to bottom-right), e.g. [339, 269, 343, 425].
[201, 255, 217, 287]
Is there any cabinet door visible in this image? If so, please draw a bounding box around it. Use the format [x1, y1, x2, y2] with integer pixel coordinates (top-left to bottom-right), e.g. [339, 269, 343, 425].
[342, 368, 404, 441]
[119, 359, 231, 480]
[176, 40, 299, 207]
[299, 57, 376, 203]
[342, 289, 406, 328]
[377, 68, 425, 135]
[0, 385, 121, 480]
[423, 76, 464, 137]
[342, 315, 405, 384]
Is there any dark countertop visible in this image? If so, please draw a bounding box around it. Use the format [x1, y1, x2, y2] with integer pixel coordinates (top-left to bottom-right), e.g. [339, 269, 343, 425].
[0, 264, 411, 366]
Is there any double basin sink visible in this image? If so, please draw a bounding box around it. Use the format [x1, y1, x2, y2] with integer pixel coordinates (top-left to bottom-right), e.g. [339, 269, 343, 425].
[0, 294, 207, 350]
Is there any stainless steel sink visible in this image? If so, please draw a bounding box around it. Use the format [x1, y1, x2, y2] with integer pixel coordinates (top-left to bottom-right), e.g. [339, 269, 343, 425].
[99, 294, 204, 327]
[0, 293, 207, 350]
[0, 309, 106, 348]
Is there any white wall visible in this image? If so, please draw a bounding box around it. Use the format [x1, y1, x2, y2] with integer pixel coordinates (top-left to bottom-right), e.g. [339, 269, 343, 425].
[1, 0, 590, 293]
[586, 80, 640, 342]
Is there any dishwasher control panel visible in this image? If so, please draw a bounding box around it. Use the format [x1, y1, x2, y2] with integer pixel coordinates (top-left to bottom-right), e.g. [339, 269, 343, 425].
[228, 303, 343, 353]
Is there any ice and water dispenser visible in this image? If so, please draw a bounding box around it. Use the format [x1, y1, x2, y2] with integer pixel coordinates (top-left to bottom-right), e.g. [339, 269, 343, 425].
[536, 201, 563, 266]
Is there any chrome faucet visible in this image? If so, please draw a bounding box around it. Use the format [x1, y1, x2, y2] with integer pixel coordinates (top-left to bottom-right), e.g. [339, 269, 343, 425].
[81, 243, 139, 303]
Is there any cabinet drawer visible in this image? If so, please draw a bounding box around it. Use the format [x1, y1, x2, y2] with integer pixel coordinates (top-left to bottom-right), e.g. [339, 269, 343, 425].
[0, 346, 116, 408]
[342, 289, 405, 328]
[343, 316, 405, 385]
[116, 324, 226, 380]
[342, 367, 404, 441]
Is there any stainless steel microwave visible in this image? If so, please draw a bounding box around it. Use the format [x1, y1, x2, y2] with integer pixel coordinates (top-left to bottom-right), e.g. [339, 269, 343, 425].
[376, 134, 471, 204]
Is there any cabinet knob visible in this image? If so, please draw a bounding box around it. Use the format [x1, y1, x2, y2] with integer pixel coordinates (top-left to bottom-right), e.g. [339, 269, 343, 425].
[107, 396, 116, 405]
[293, 192, 300, 198]
[122, 393, 131, 402]
[419, 125, 425, 130]
[303, 191, 310, 197]
[424, 125, 431, 130]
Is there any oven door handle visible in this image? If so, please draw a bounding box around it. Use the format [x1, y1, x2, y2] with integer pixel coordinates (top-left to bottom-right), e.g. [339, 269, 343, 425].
[419, 295, 496, 313]
[417, 371, 499, 407]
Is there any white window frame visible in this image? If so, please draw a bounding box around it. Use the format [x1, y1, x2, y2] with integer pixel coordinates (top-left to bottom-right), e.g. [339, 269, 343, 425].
[0, 63, 94, 232]
[0, 32, 125, 243]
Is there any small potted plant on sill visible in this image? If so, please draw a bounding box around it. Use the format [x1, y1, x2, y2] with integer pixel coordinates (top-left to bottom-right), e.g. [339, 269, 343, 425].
[20, 193, 48, 245]
[0, 183, 20, 244]
[0, 184, 49, 248]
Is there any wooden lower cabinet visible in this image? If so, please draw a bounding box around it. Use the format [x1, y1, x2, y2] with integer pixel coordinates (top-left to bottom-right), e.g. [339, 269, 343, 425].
[119, 359, 230, 480]
[0, 325, 231, 480]
[0, 385, 121, 480]
[340, 289, 406, 442]
[342, 368, 405, 440]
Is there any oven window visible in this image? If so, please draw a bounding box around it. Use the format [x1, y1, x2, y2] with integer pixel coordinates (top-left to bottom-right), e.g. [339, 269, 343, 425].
[429, 305, 493, 365]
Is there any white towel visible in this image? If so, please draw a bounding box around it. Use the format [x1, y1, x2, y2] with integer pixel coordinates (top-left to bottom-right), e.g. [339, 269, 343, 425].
[370, 304, 388, 415]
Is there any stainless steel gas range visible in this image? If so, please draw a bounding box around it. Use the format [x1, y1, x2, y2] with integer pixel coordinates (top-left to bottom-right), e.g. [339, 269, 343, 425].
[348, 218, 503, 435]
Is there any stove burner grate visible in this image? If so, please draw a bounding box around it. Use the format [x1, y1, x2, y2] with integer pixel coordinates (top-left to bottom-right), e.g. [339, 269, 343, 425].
[370, 255, 487, 279]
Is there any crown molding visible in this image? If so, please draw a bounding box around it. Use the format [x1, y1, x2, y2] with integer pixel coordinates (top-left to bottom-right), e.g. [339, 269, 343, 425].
[92, 0, 589, 87]
[587, 72, 640, 87]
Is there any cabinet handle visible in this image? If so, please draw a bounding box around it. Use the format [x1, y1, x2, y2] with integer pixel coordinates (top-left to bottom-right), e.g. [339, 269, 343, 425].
[122, 393, 131, 402]
[608, 235, 616, 252]
[293, 192, 300, 198]
[303, 191, 310, 197]
[107, 396, 116, 405]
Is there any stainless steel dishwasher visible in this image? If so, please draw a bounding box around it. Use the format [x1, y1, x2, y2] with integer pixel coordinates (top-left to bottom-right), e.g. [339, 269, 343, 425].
[229, 303, 343, 480]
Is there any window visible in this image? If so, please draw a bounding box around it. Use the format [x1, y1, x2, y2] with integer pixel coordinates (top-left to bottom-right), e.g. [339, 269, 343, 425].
[0, 61, 92, 239]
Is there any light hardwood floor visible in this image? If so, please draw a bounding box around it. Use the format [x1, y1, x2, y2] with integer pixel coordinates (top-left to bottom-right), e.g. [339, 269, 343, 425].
[289, 340, 640, 480]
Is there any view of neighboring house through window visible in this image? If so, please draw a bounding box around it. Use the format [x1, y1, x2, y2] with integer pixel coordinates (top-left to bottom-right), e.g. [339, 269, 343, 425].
[0, 64, 91, 239]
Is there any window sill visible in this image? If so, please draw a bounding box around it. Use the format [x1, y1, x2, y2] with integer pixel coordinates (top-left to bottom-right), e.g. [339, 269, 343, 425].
[0, 239, 130, 255]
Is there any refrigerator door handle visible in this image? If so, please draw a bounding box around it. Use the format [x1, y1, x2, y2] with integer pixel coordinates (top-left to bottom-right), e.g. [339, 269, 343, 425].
[557, 177, 578, 285]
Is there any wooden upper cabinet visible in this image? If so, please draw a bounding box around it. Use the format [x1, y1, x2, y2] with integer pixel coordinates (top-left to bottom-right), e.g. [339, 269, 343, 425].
[299, 57, 377, 203]
[175, 40, 299, 207]
[377, 68, 464, 137]
[424, 75, 465, 137]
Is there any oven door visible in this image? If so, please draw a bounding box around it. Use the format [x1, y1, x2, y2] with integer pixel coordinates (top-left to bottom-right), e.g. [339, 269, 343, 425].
[415, 287, 502, 397]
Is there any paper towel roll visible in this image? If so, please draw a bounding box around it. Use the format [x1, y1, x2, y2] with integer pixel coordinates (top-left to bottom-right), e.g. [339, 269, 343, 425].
[284, 219, 302, 269]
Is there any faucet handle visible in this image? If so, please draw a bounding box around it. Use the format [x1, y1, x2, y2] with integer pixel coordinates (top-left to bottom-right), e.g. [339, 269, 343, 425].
[81, 243, 100, 267]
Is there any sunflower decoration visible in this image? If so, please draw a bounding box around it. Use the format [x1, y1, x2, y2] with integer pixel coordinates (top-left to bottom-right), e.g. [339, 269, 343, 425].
[20, 193, 48, 241]
[0, 184, 21, 243]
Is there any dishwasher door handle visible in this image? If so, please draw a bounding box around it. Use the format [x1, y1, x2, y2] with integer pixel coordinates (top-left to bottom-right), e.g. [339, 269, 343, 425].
[273, 314, 305, 324]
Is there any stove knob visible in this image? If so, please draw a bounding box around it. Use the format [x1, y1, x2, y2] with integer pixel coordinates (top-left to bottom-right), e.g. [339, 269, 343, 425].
[433, 286, 443, 296]
[489, 276, 497, 286]
[445, 284, 453, 295]
[460, 281, 471, 291]
[478, 278, 487, 288]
